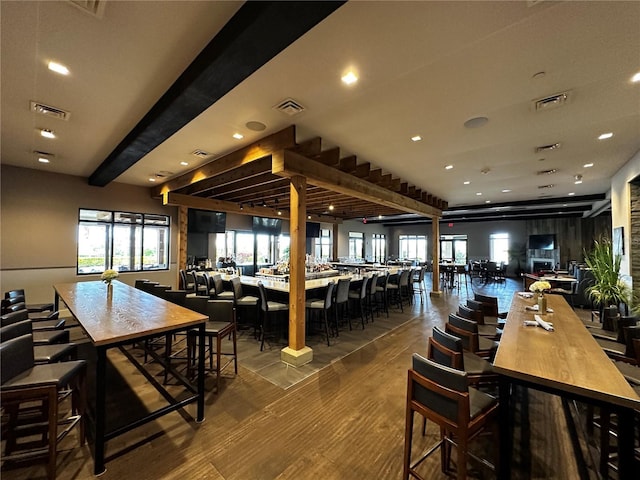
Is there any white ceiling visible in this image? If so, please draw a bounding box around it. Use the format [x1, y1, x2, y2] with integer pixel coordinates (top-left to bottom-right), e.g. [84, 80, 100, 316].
[2, 0, 639, 213]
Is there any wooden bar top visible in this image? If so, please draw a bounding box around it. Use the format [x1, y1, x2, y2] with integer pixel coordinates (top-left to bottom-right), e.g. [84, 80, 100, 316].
[54, 280, 207, 347]
[493, 293, 640, 410]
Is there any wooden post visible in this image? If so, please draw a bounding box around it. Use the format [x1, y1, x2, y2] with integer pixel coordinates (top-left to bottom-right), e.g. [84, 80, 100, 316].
[178, 206, 188, 288]
[280, 174, 313, 366]
[332, 223, 339, 261]
[431, 218, 442, 296]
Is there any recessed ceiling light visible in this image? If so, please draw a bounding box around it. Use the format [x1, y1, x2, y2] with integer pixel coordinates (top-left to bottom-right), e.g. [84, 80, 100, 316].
[378, 215, 382, 219]
[445, 165, 453, 170]
[598, 132, 613, 140]
[48, 61, 69, 75]
[476, 192, 482, 196]
[631, 72, 640, 83]
[583, 163, 594, 168]
[411, 135, 422, 142]
[180, 161, 189, 166]
[485, 200, 491, 204]
[40, 129, 55, 139]
[463, 181, 471, 185]
[277, 211, 282, 216]
[38, 157, 50, 164]
[568, 192, 575, 196]
[574, 180, 583, 185]
[532, 71, 546, 80]
[329, 205, 334, 211]
[463, 116, 489, 129]
[232, 133, 243, 140]
[148, 178, 156, 182]
[307, 215, 311, 220]
[341, 71, 358, 85]
[502, 189, 511, 193]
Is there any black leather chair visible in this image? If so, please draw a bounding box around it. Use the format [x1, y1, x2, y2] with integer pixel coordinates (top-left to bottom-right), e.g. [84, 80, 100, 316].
[1, 334, 86, 480]
[305, 281, 335, 346]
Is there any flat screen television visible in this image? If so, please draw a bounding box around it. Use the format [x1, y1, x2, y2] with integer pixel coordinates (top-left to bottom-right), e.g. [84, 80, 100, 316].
[529, 234, 556, 250]
[306, 222, 321, 238]
[252, 216, 282, 235]
[187, 209, 226, 233]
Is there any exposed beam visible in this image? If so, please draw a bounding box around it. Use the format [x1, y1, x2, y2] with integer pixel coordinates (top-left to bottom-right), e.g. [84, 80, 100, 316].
[89, 2, 345, 186]
[164, 192, 341, 223]
[273, 150, 442, 218]
[152, 126, 295, 197]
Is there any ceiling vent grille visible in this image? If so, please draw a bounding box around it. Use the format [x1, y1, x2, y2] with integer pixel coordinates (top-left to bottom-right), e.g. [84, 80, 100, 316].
[191, 149, 211, 158]
[537, 184, 555, 189]
[273, 98, 305, 116]
[30, 101, 70, 121]
[535, 143, 561, 153]
[537, 168, 558, 175]
[533, 91, 570, 112]
[69, 0, 106, 18]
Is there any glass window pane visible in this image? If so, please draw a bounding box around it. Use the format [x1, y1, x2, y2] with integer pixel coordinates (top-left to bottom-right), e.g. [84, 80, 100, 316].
[114, 212, 143, 224]
[236, 232, 254, 266]
[143, 226, 169, 270]
[79, 209, 112, 222]
[256, 234, 272, 266]
[113, 224, 141, 271]
[77, 222, 111, 273]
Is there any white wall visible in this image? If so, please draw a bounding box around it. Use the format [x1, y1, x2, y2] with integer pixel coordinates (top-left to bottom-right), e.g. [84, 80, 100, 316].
[1, 165, 179, 303]
[611, 151, 640, 279]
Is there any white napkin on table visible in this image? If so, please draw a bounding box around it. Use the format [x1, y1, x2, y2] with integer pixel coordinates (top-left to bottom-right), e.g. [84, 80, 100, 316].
[525, 305, 554, 313]
[518, 292, 534, 298]
[534, 314, 554, 331]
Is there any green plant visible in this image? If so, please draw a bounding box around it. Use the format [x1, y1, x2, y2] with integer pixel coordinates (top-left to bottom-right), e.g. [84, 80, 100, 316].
[583, 237, 631, 313]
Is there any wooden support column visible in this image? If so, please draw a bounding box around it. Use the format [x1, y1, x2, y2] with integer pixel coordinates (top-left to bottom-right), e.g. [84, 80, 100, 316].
[178, 206, 188, 288]
[281, 174, 313, 366]
[430, 218, 442, 297]
[332, 223, 339, 261]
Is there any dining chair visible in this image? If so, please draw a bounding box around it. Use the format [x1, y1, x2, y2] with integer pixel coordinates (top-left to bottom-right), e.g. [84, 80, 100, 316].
[347, 276, 369, 330]
[375, 272, 390, 318]
[366, 273, 379, 322]
[333, 278, 351, 333]
[212, 274, 235, 301]
[257, 282, 288, 351]
[230, 276, 260, 333]
[412, 267, 426, 304]
[403, 353, 499, 480]
[305, 281, 335, 346]
[1, 310, 69, 345]
[445, 314, 498, 360]
[186, 299, 237, 392]
[4, 289, 54, 314]
[472, 293, 508, 319]
[1, 333, 86, 480]
[1, 320, 77, 364]
[457, 304, 499, 338]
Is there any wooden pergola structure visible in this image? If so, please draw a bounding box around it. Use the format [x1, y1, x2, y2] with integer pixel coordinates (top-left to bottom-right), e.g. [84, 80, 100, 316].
[152, 125, 447, 364]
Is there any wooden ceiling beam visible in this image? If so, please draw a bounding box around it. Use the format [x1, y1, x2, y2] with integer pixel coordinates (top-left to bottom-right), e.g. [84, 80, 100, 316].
[273, 150, 441, 218]
[176, 157, 273, 195]
[354, 162, 371, 178]
[164, 192, 341, 224]
[312, 147, 340, 167]
[151, 125, 296, 197]
[339, 155, 357, 173]
[290, 137, 322, 156]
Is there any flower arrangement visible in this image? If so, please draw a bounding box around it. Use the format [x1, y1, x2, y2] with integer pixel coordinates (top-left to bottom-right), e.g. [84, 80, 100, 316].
[529, 280, 551, 294]
[101, 269, 119, 285]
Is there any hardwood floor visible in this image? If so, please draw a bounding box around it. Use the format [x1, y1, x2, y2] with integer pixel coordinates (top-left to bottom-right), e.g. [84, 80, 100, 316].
[2, 276, 603, 479]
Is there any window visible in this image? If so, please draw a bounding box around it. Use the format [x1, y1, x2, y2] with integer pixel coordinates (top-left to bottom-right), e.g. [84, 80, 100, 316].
[77, 209, 169, 274]
[372, 233, 386, 263]
[398, 235, 427, 262]
[314, 229, 332, 261]
[440, 235, 467, 264]
[490, 233, 510, 264]
[215, 231, 236, 261]
[348, 232, 364, 260]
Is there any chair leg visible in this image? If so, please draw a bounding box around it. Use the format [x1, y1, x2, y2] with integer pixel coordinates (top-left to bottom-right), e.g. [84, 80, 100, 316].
[403, 409, 414, 480]
[323, 309, 331, 347]
[47, 387, 58, 480]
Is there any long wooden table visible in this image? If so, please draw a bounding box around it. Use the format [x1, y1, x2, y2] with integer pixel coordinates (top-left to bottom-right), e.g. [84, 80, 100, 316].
[53, 280, 207, 475]
[493, 293, 640, 479]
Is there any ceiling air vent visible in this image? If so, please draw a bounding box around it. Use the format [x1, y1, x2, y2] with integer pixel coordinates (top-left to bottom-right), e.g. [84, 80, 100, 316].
[30, 101, 70, 121]
[537, 184, 555, 189]
[191, 149, 211, 158]
[535, 143, 561, 153]
[533, 91, 570, 112]
[273, 98, 305, 116]
[69, 0, 106, 18]
[537, 168, 558, 175]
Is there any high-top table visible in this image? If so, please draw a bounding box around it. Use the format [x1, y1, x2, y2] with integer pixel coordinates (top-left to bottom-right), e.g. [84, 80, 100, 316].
[53, 280, 207, 475]
[493, 293, 640, 479]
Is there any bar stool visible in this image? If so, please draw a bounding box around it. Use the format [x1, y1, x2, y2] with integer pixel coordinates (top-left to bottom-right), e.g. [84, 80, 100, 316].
[257, 282, 288, 351]
[305, 281, 335, 346]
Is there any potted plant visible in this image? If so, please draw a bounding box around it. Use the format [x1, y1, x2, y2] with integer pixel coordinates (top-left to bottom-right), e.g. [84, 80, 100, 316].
[583, 237, 631, 330]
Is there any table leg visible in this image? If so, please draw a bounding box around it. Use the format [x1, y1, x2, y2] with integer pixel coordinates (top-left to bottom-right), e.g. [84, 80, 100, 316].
[616, 406, 634, 479]
[94, 346, 107, 475]
[497, 377, 511, 479]
[196, 323, 205, 423]
[54, 291, 60, 312]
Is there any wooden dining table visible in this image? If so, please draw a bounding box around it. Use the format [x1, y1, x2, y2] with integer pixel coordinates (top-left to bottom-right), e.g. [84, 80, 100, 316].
[493, 292, 640, 479]
[53, 280, 208, 475]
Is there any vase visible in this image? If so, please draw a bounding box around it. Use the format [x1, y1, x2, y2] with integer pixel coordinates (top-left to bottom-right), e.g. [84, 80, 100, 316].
[537, 292, 547, 314]
[107, 282, 113, 298]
